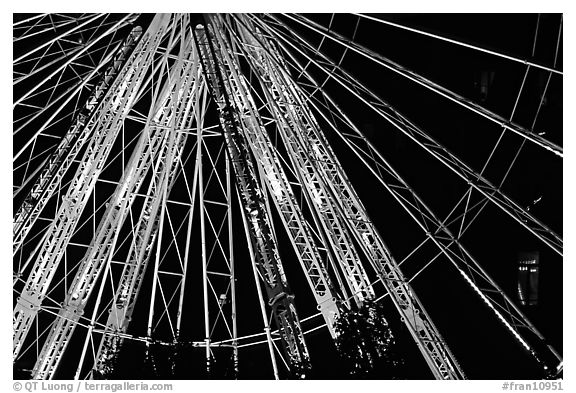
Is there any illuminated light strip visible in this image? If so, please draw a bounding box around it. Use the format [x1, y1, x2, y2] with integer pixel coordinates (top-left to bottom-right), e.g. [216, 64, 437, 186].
[457, 269, 532, 353]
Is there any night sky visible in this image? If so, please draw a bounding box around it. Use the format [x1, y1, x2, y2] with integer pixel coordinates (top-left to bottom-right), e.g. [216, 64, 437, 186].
[13, 13, 563, 380]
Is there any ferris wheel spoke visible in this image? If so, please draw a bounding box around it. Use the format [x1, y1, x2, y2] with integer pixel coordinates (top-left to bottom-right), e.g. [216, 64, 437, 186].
[13, 47, 125, 178]
[228, 14, 467, 379]
[14, 13, 562, 380]
[27, 127, 145, 239]
[279, 13, 562, 158]
[13, 281, 110, 364]
[14, 141, 57, 183]
[267, 20, 562, 368]
[15, 77, 89, 132]
[194, 20, 319, 375]
[324, 90, 560, 366]
[239, 216, 281, 380]
[93, 128, 191, 376]
[14, 45, 70, 83]
[445, 16, 562, 242]
[13, 57, 114, 137]
[13, 13, 49, 28]
[280, 16, 520, 294]
[13, 15, 173, 368]
[14, 34, 123, 88]
[12, 27, 147, 258]
[14, 14, 93, 42]
[13, 18, 129, 113]
[264, 18, 562, 256]
[78, 18, 119, 67]
[219, 13, 352, 312]
[13, 14, 103, 65]
[353, 13, 562, 76]
[14, 15, 137, 110]
[443, 16, 560, 241]
[34, 74, 191, 377]
[14, 315, 55, 362]
[72, 240, 128, 380]
[64, 134, 197, 239]
[440, 65, 528, 238]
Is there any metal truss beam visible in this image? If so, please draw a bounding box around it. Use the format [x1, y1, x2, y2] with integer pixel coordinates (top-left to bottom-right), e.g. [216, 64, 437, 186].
[227, 14, 374, 308]
[13, 25, 143, 257]
[91, 19, 204, 378]
[92, 101, 191, 379]
[267, 14, 562, 258]
[30, 21, 198, 378]
[209, 15, 341, 335]
[259, 16, 561, 371]
[13, 14, 171, 364]
[235, 14, 465, 380]
[14, 12, 562, 380]
[193, 21, 310, 377]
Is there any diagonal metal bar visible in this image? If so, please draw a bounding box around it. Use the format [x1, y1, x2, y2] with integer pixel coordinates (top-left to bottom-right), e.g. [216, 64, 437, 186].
[265, 14, 562, 257]
[281, 13, 562, 157]
[255, 14, 561, 371]
[354, 13, 563, 76]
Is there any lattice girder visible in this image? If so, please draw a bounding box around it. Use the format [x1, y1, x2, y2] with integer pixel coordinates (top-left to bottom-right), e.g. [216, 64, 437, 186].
[193, 21, 311, 376]
[13, 13, 171, 363]
[234, 15, 465, 380]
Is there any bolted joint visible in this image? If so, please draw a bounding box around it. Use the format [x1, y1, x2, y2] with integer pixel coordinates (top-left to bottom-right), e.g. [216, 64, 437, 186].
[16, 292, 43, 312]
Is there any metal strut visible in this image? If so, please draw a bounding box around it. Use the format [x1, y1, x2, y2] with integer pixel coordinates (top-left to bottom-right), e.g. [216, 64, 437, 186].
[193, 20, 311, 377]
[13, 25, 143, 257]
[13, 13, 171, 364]
[258, 13, 562, 372]
[268, 14, 562, 257]
[226, 14, 375, 308]
[92, 97, 193, 379]
[30, 18, 197, 379]
[285, 13, 563, 158]
[92, 22, 203, 376]
[233, 14, 465, 380]
[92, 33, 200, 379]
[208, 15, 342, 335]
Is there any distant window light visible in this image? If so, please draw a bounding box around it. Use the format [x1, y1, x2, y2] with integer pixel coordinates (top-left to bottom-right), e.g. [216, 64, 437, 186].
[517, 251, 539, 306]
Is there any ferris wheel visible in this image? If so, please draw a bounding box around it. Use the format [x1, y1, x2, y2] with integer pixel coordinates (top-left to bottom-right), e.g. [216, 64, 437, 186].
[12, 13, 563, 380]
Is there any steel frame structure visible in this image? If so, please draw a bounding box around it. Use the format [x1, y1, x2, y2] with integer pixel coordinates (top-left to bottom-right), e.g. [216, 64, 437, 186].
[13, 13, 562, 380]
